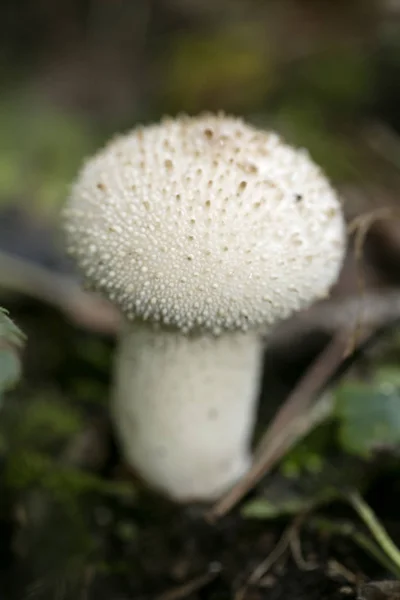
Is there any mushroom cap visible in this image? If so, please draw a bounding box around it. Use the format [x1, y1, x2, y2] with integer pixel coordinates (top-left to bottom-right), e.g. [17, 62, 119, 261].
[63, 114, 345, 334]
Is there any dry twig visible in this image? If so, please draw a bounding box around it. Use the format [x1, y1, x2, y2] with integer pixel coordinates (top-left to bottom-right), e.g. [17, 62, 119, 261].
[156, 563, 221, 600]
[234, 523, 292, 600]
[271, 287, 400, 345]
[0, 250, 120, 334]
[208, 327, 373, 521]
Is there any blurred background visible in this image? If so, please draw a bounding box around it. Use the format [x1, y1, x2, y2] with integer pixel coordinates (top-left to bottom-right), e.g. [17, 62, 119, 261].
[2, 1, 400, 599]
[2, 0, 400, 292]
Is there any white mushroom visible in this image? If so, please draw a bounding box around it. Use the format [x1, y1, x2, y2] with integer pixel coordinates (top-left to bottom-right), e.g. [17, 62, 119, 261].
[63, 114, 346, 502]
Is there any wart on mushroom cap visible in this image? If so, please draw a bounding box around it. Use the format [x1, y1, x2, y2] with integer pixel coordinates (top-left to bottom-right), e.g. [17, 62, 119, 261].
[63, 113, 346, 501]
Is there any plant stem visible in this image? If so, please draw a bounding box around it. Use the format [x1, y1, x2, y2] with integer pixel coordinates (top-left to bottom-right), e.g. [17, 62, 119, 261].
[309, 516, 400, 578]
[347, 490, 400, 576]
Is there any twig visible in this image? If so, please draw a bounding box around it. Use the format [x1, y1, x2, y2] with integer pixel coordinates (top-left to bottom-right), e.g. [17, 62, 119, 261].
[361, 121, 400, 172]
[156, 564, 221, 600]
[289, 523, 318, 571]
[234, 523, 292, 600]
[256, 330, 350, 461]
[346, 207, 398, 355]
[207, 329, 355, 521]
[0, 250, 120, 334]
[271, 288, 400, 346]
[358, 580, 400, 600]
[326, 559, 358, 585]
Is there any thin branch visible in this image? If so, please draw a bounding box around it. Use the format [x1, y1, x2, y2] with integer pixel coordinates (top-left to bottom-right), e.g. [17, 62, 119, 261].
[0, 250, 120, 334]
[207, 329, 357, 521]
[234, 523, 292, 600]
[271, 289, 400, 346]
[156, 564, 221, 600]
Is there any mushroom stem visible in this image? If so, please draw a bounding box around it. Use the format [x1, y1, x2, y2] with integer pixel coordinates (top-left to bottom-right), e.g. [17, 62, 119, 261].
[113, 321, 264, 501]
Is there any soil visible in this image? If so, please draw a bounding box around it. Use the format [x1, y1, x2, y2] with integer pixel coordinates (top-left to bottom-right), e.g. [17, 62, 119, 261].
[0, 302, 398, 600]
[1, 485, 393, 600]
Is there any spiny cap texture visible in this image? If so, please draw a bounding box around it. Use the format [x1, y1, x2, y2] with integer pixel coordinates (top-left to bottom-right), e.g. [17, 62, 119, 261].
[63, 114, 345, 334]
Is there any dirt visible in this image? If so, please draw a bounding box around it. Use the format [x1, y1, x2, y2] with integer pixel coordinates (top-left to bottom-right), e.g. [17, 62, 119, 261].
[1, 468, 395, 600]
[0, 303, 397, 600]
[5, 506, 389, 600]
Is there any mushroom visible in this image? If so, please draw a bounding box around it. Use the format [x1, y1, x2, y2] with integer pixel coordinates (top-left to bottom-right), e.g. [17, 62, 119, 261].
[63, 114, 345, 502]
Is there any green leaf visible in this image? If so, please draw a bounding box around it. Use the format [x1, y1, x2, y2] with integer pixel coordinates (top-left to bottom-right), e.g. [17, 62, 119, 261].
[279, 421, 333, 479]
[242, 455, 366, 520]
[0, 307, 25, 398]
[0, 351, 22, 397]
[242, 492, 315, 520]
[0, 307, 25, 347]
[242, 471, 338, 520]
[335, 376, 400, 458]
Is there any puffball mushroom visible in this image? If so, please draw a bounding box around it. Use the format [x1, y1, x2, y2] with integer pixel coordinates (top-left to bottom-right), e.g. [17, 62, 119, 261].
[63, 114, 345, 502]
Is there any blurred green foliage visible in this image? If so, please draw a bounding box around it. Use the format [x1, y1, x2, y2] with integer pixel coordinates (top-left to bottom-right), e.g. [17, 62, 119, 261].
[272, 100, 362, 180]
[9, 397, 82, 449]
[241, 462, 350, 520]
[0, 385, 132, 506]
[0, 99, 98, 217]
[293, 45, 373, 108]
[0, 307, 24, 401]
[5, 450, 133, 501]
[335, 369, 400, 458]
[161, 25, 274, 113]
